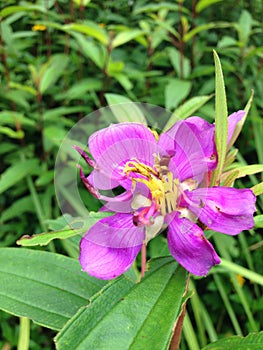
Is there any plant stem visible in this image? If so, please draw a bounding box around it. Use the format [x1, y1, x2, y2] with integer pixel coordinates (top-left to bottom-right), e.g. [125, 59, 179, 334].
[141, 242, 147, 278]
[18, 317, 30, 350]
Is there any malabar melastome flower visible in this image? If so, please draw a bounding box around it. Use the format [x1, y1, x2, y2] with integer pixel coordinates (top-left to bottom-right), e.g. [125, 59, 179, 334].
[75, 111, 256, 280]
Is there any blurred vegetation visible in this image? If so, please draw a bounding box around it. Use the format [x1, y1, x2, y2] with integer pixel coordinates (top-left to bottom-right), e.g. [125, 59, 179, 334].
[0, 0, 262, 349]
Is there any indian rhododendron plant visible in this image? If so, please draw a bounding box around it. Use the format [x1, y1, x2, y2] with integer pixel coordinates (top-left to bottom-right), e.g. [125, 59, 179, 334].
[75, 111, 256, 280]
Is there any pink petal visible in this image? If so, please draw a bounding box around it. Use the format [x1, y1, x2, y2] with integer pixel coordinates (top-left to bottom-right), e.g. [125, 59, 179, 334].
[185, 187, 256, 235]
[88, 123, 158, 190]
[227, 110, 245, 144]
[79, 213, 144, 279]
[158, 120, 213, 182]
[167, 215, 220, 276]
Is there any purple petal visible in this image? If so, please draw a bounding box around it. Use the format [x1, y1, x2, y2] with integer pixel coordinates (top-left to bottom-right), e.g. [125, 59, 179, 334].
[185, 187, 256, 235]
[88, 123, 158, 190]
[158, 120, 213, 182]
[227, 110, 245, 144]
[79, 213, 143, 279]
[167, 215, 220, 276]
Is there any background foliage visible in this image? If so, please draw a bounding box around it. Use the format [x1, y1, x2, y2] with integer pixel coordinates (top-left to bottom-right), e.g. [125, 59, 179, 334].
[0, 0, 263, 349]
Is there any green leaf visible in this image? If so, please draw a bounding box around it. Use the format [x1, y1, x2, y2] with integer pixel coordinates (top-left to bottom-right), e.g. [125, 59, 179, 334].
[202, 331, 263, 349]
[237, 10, 252, 45]
[56, 78, 102, 101]
[227, 90, 254, 150]
[168, 47, 191, 79]
[251, 182, 263, 196]
[210, 50, 228, 186]
[1, 195, 35, 222]
[72, 32, 106, 69]
[0, 126, 24, 139]
[0, 5, 46, 18]
[165, 79, 192, 110]
[183, 22, 231, 42]
[254, 215, 263, 228]
[163, 94, 213, 131]
[133, 3, 187, 15]
[105, 94, 147, 124]
[17, 212, 113, 247]
[55, 257, 188, 350]
[0, 159, 39, 194]
[196, 0, 223, 13]
[221, 164, 263, 184]
[0, 248, 106, 330]
[64, 22, 109, 45]
[112, 29, 146, 48]
[40, 54, 69, 94]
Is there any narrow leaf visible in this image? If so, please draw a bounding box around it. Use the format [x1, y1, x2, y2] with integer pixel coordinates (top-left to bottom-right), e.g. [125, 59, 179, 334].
[0, 248, 106, 330]
[228, 90, 254, 150]
[0, 159, 39, 194]
[163, 94, 213, 131]
[64, 23, 109, 45]
[112, 29, 146, 48]
[0, 5, 46, 18]
[202, 331, 263, 350]
[196, 0, 223, 13]
[56, 257, 187, 350]
[251, 182, 263, 196]
[40, 54, 69, 94]
[17, 212, 113, 247]
[210, 50, 228, 185]
[105, 94, 147, 124]
[221, 164, 263, 185]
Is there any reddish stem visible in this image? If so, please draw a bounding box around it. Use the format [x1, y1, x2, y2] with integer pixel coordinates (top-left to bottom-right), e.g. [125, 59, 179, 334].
[141, 242, 147, 279]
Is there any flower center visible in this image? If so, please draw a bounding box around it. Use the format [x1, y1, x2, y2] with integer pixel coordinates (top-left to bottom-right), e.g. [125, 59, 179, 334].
[123, 156, 180, 216]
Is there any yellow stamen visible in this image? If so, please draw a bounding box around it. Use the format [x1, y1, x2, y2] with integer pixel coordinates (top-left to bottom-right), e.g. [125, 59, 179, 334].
[123, 157, 180, 215]
[148, 128, 159, 141]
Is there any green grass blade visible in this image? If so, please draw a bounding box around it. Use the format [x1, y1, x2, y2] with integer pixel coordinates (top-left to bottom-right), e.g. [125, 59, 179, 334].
[210, 50, 228, 186]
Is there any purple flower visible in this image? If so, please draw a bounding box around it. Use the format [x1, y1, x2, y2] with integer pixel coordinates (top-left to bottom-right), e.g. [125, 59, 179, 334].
[75, 111, 256, 279]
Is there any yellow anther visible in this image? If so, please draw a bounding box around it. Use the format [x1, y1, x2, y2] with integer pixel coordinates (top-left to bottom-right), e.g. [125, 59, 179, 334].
[123, 160, 158, 178]
[123, 157, 180, 216]
[148, 128, 159, 141]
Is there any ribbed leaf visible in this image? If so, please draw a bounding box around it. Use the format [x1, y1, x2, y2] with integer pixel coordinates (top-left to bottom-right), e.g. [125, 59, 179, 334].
[55, 257, 187, 350]
[0, 248, 106, 330]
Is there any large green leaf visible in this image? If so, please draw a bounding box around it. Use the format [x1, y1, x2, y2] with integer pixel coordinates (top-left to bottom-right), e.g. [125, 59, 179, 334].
[202, 331, 263, 349]
[0, 248, 106, 330]
[105, 94, 147, 124]
[210, 50, 228, 186]
[55, 257, 188, 350]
